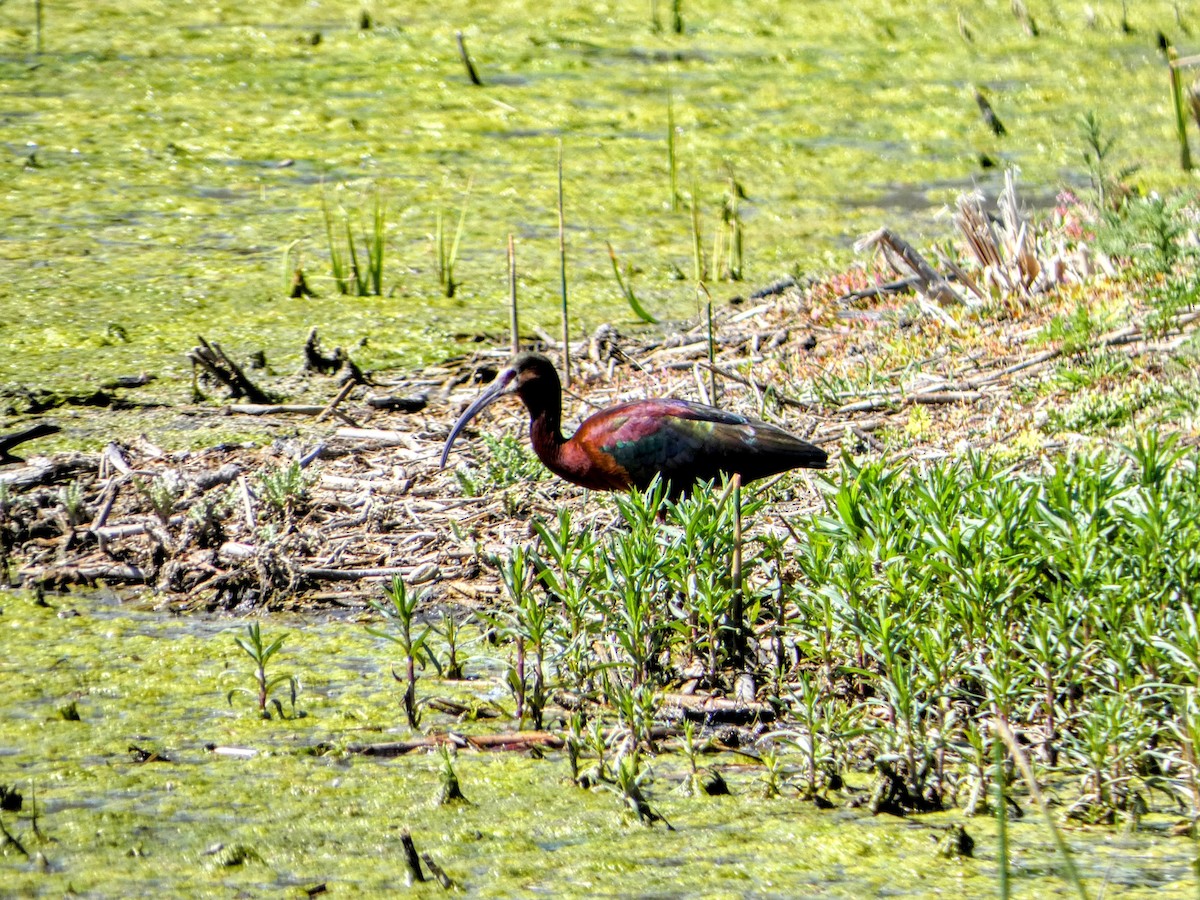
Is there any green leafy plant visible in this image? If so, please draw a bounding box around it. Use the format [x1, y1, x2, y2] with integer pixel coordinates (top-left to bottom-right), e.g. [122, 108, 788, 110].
[367, 576, 436, 729]
[258, 460, 314, 518]
[135, 474, 181, 525]
[436, 745, 468, 805]
[57, 479, 88, 528]
[227, 622, 298, 719]
[454, 433, 549, 499]
[1078, 111, 1137, 208]
[1036, 299, 1105, 356]
[1098, 194, 1190, 275]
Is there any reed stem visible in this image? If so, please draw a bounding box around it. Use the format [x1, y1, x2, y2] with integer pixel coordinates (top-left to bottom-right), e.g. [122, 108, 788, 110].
[557, 141, 570, 387]
[456, 30, 483, 86]
[994, 735, 1010, 900]
[995, 719, 1089, 900]
[1169, 51, 1194, 171]
[667, 83, 679, 211]
[508, 234, 519, 356]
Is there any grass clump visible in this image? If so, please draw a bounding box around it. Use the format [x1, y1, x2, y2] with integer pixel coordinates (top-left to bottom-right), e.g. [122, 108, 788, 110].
[322, 187, 388, 297]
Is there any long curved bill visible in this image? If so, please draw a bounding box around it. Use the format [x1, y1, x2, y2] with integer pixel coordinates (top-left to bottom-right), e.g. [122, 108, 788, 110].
[439, 365, 519, 468]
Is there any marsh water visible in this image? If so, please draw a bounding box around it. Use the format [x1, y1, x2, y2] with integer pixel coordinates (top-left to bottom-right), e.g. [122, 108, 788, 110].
[3, 0, 1200, 895]
[2, 590, 1195, 897]
[0, 1, 1194, 406]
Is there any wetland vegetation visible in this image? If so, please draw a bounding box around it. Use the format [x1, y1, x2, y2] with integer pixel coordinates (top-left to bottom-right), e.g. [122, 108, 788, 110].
[3, 1, 1200, 897]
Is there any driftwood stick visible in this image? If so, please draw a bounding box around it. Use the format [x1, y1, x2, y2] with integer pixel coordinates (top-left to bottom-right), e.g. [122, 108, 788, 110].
[0, 422, 59, 464]
[855, 228, 963, 306]
[100, 443, 140, 481]
[89, 476, 125, 532]
[455, 31, 483, 85]
[94, 517, 184, 541]
[315, 380, 358, 424]
[333, 427, 419, 450]
[659, 692, 776, 723]
[400, 829, 425, 884]
[420, 853, 455, 890]
[344, 731, 565, 756]
[188, 336, 275, 404]
[696, 362, 821, 411]
[0, 454, 96, 489]
[364, 394, 428, 413]
[21, 563, 148, 587]
[191, 463, 242, 493]
[319, 474, 412, 496]
[236, 475, 257, 531]
[227, 404, 326, 416]
[298, 565, 428, 582]
[837, 390, 984, 414]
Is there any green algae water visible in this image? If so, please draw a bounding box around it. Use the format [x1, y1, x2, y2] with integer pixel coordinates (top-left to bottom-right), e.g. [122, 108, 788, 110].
[0, 0, 1195, 413]
[1, 589, 1194, 897]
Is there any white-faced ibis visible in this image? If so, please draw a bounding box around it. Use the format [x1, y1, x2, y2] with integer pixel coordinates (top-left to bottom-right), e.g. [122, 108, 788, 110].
[439, 353, 828, 496]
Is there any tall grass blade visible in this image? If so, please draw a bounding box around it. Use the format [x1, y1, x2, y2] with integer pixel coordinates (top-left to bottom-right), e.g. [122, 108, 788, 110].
[437, 178, 473, 298]
[689, 184, 705, 285]
[345, 218, 364, 294]
[996, 720, 1090, 900]
[369, 190, 385, 295]
[1168, 50, 1194, 171]
[558, 141, 571, 387]
[508, 233, 519, 355]
[606, 242, 658, 323]
[725, 474, 745, 663]
[995, 735, 1010, 900]
[725, 167, 744, 280]
[667, 83, 678, 211]
[322, 194, 350, 295]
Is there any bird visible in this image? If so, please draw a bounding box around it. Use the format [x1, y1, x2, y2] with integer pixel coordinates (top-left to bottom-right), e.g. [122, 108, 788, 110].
[439, 352, 828, 497]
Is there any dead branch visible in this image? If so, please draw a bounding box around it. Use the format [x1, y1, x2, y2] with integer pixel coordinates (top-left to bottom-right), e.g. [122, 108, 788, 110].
[0, 422, 59, 465]
[854, 228, 964, 310]
[188, 336, 275, 404]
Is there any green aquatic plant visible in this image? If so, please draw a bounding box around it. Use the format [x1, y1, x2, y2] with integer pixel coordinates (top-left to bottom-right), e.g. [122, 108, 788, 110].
[322, 187, 387, 296]
[227, 622, 298, 720]
[1078, 110, 1137, 208]
[453, 433, 548, 498]
[367, 576, 436, 729]
[56, 479, 87, 529]
[135, 474, 180, 526]
[602, 751, 671, 828]
[435, 178, 472, 298]
[436, 745, 468, 805]
[493, 544, 551, 728]
[1098, 194, 1191, 275]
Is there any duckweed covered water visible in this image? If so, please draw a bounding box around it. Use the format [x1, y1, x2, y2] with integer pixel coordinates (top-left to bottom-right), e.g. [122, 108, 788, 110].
[0, 590, 1195, 897]
[0, 0, 1194, 415]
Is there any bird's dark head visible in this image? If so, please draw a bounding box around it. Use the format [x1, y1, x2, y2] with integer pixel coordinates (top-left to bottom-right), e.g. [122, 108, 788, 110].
[438, 353, 563, 469]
